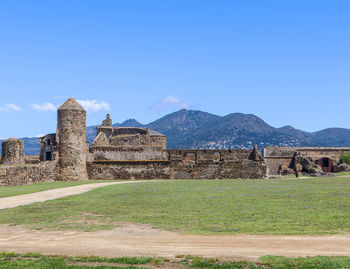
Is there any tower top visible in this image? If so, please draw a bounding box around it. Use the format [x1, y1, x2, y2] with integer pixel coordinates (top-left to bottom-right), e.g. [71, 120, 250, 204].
[58, 97, 85, 111]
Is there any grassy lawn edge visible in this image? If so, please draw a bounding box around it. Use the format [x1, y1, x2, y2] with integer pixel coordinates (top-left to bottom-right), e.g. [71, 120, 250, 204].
[1, 252, 350, 269]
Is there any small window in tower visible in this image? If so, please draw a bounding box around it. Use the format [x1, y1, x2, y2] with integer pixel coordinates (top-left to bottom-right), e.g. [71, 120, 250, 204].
[47, 139, 51, 146]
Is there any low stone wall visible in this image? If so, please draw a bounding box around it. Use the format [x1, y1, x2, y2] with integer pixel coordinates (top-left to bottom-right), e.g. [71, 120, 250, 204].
[87, 159, 267, 180]
[0, 160, 57, 186]
[87, 160, 171, 179]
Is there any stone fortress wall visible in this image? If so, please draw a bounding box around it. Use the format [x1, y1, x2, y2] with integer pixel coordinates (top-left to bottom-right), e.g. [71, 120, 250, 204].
[4, 97, 349, 185]
[0, 97, 267, 185]
[87, 148, 267, 180]
[263, 146, 350, 175]
[86, 114, 267, 180]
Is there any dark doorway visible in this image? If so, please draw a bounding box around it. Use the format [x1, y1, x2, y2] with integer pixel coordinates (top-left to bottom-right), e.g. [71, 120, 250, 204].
[322, 158, 329, 168]
[315, 157, 333, 172]
[45, 151, 52, 161]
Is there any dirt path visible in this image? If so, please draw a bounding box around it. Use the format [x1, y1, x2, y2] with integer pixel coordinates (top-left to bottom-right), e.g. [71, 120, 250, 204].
[1, 180, 350, 260]
[0, 223, 350, 260]
[0, 181, 149, 210]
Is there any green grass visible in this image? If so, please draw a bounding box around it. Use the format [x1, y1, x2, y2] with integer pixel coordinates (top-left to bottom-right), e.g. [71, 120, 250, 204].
[1, 252, 350, 269]
[0, 180, 114, 198]
[1, 177, 350, 234]
[334, 171, 350, 176]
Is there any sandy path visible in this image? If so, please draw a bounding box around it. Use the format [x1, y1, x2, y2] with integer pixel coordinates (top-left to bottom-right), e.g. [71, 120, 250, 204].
[0, 223, 350, 260]
[0, 181, 148, 210]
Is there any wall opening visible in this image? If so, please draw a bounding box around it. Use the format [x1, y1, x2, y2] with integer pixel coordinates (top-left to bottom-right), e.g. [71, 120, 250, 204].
[316, 157, 333, 172]
[45, 151, 52, 161]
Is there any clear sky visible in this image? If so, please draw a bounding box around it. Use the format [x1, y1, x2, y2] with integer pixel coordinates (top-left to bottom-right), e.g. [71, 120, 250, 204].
[0, 0, 349, 138]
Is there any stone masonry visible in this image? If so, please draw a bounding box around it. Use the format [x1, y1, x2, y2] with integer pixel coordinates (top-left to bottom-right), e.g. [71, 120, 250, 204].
[0, 97, 268, 186]
[1, 137, 25, 165]
[57, 97, 88, 181]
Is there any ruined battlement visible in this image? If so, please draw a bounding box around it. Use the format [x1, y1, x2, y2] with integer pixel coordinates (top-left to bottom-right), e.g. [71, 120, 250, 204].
[263, 146, 350, 175]
[0, 98, 269, 185]
[90, 114, 167, 161]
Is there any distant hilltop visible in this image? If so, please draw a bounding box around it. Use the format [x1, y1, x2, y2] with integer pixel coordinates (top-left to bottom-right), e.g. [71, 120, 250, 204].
[2, 109, 350, 155]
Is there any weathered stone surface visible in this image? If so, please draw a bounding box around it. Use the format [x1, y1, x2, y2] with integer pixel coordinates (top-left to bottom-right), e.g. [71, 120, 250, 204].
[248, 145, 262, 162]
[263, 146, 350, 175]
[0, 160, 57, 186]
[87, 148, 268, 180]
[333, 163, 349, 173]
[87, 160, 171, 180]
[39, 134, 57, 162]
[101, 114, 112, 127]
[57, 97, 88, 181]
[90, 116, 167, 161]
[1, 138, 25, 165]
[277, 164, 294, 175]
[291, 153, 324, 176]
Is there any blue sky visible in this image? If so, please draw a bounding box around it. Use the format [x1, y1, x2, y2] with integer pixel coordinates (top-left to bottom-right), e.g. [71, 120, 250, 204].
[0, 0, 349, 138]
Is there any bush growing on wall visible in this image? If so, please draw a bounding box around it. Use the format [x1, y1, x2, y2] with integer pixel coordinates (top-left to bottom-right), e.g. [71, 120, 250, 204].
[340, 152, 350, 165]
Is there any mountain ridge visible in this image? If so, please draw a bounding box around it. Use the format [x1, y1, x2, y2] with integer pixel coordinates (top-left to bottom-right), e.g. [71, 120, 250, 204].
[1, 109, 350, 155]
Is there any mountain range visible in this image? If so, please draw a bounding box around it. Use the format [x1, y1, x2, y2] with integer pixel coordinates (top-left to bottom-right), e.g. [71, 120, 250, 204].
[2, 109, 350, 155]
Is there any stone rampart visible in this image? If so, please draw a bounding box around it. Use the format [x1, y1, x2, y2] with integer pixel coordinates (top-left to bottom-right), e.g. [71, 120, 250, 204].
[87, 150, 267, 180]
[0, 160, 57, 186]
[87, 160, 171, 179]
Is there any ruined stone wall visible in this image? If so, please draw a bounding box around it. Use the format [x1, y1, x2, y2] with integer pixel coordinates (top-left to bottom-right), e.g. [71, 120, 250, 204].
[167, 149, 252, 162]
[150, 136, 167, 150]
[263, 146, 350, 175]
[87, 160, 171, 179]
[263, 147, 350, 160]
[87, 159, 266, 180]
[0, 160, 57, 186]
[264, 157, 292, 176]
[39, 134, 57, 162]
[87, 148, 267, 180]
[170, 159, 267, 179]
[110, 134, 141, 147]
[1, 138, 25, 165]
[90, 146, 165, 161]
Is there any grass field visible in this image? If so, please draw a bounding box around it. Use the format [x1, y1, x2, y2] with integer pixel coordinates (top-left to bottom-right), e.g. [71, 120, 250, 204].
[0, 177, 350, 234]
[1, 252, 350, 269]
[0, 180, 114, 198]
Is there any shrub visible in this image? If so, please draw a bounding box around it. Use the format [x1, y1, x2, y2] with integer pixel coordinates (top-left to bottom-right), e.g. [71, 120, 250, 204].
[340, 152, 350, 165]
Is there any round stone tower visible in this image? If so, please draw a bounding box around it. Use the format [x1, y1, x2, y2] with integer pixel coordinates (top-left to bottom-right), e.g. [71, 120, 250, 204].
[57, 97, 88, 181]
[1, 137, 25, 165]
